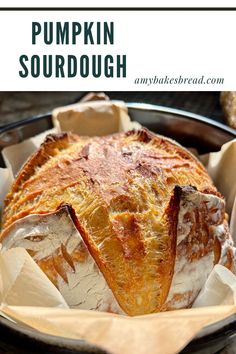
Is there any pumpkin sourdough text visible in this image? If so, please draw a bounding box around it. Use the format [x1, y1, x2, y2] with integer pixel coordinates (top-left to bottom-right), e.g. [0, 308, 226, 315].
[18, 21, 127, 79]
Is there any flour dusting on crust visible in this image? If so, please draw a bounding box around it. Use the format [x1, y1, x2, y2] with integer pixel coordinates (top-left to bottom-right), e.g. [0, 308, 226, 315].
[1, 205, 124, 314]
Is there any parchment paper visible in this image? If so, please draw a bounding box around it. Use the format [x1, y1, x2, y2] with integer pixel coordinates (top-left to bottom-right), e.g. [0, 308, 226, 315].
[206, 139, 236, 215]
[0, 248, 68, 308]
[52, 100, 141, 136]
[0, 304, 235, 354]
[0, 168, 13, 223]
[2, 128, 57, 177]
[0, 100, 236, 354]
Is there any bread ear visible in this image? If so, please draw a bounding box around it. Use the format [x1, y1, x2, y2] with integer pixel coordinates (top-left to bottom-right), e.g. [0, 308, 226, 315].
[1, 204, 123, 313]
[2, 128, 233, 315]
[162, 186, 233, 311]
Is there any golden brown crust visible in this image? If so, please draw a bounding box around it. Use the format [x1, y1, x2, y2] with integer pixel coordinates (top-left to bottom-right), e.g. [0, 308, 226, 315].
[1, 128, 232, 315]
[1, 204, 123, 313]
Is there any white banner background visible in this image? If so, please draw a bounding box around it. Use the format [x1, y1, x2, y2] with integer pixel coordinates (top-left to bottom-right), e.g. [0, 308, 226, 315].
[0, 10, 235, 91]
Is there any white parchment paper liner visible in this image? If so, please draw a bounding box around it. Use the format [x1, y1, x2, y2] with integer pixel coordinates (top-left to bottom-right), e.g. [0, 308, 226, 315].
[52, 99, 141, 136]
[0, 99, 235, 354]
[0, 248, 68, 308]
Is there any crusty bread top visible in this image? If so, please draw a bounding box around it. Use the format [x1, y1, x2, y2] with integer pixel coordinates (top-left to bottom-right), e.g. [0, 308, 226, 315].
[1, 128, 221, 315]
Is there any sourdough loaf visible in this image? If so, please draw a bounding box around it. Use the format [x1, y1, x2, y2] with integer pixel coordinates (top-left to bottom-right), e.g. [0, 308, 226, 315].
[1, 129, 234, 315]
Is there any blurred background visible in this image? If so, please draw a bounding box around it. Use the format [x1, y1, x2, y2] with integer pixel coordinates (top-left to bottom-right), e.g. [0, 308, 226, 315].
[0, 91, 235, 129]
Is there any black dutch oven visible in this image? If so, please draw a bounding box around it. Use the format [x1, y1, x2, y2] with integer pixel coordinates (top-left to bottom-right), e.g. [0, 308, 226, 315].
[0, 103, 235, 354]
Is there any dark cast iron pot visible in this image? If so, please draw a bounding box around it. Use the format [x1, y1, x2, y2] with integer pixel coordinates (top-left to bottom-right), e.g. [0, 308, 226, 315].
[0, 102, 235, 354]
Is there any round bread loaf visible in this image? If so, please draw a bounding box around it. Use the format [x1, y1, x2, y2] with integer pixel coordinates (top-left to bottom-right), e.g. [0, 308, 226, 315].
[1, 128, 235, 315]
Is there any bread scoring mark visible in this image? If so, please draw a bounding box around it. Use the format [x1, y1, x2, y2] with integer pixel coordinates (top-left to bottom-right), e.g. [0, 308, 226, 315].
[163, 186, 232, 310]
[2, 128, 230, 316]
[125, 128, 154, 143]
[159, 185, 180, 304]
[3, 128, 214, 231]
[1, 204, 124, 313]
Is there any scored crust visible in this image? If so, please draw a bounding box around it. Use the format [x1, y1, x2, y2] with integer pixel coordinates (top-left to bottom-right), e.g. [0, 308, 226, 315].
[1, 204, 123, 313]
[1, 128, 234, 315]
[162, 186, 234, 310]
